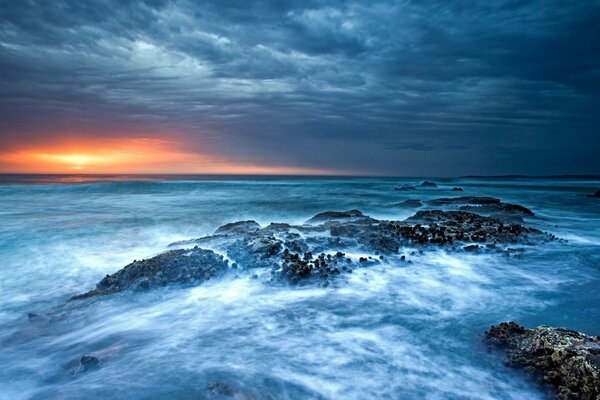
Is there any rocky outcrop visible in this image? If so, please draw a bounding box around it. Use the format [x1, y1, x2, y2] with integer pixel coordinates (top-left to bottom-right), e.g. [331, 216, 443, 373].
[71, 199, 554, 297]
[428, 196, 534, 218]
[395, 185, 417, 191]
[70, 247, 229, 301]
[395, 199, 422, 208]
[306, 209, 365, 223]
[485, 322, 600, 399]
[429, 196, 501, 205]
[215, 220, 261, 235]
[420, 181, 437, 187]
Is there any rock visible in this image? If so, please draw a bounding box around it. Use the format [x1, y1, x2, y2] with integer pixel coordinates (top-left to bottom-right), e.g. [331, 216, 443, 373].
[306, 209, 364, 223]
[74, 355, 100, 374]
[420, 181, 437, 188]
[70, 248, 229, 301]
[586, 191, 600, 198]
[460, 203, 534, 217]
[208, 382, 235, 397]
[395, 199, 422, 208]
[452, 187, 464, 191]
[485, 322, 600, 400]
[405, 210, 547, 244]
[208, 381, 272, 399]
[395, 185, 417, 191]
[429, 196, 501, 205]
[215, 220, 261, 235]
[428, 196, 534, 217]
[463, 244, 480, 252]
[72, 208, 555, 296]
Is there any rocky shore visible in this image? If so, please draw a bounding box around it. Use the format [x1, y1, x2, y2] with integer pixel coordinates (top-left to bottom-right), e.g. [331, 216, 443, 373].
[485, 322, 600, 399]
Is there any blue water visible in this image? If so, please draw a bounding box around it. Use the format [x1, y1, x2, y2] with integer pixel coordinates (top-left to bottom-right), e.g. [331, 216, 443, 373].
[0, 175, 599, 399]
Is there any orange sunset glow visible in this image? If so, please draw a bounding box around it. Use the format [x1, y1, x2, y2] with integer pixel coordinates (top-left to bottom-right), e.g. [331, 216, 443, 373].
[0, 138, 335, 175]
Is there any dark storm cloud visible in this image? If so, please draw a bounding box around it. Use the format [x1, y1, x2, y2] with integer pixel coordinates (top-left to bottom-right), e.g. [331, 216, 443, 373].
[0, 0, 599, 175]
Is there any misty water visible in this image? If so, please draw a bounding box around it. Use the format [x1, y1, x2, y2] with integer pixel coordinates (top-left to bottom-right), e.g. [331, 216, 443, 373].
[0, 175, 599, 399]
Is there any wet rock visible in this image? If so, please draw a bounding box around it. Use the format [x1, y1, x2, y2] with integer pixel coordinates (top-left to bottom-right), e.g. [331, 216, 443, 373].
[586, 190, 600, 198]
[215, 220, 261, 235]
[306, 209, 364, 224]
[395, 185, 417, 191]
[405, 210, 548, 245]
[452, 187, 464, 191]
[70, 247, 229, 301]
[395, 199, 422, 208]
[208, 381, 273, 399]
[420, 181, 437, 187]
[485, 322, 600, 400]
[429, 196, 501, 205]
[460, 203, 534, 217]
[208, 382, 235, 397]
[71, 355, 100, 375]
[463, 244, 480, 252]
[428, 196, 534, 218]
[225, 236, 283, 269]
[75, 206, 555, 296]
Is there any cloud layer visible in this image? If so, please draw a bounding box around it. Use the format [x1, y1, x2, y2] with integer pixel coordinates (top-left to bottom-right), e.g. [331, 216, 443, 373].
[1, 0, 599, 175]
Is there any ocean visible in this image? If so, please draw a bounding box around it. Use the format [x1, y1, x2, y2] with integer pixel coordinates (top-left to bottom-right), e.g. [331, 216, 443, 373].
[0, 175, 599, 399]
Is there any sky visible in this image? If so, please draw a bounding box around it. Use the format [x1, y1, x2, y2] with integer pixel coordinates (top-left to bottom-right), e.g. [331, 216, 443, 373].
[0, 0, 599, 176]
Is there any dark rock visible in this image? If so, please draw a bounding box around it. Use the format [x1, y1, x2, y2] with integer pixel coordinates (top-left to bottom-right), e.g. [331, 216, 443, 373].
[73, 208, 555, 296]
[429, 196, 501, 205]
[485, 322, 600, 400]
[395, 185, 417, 191]
[586, 191, 600, 198]
[215, 220, 261, 235]
[306, 209, 364, 224]
[428, 196, 534, 218]
[452, 187, 464, 191]
[70, 248, 229, 301]
[208, 382, 235, 397]
[463, 244, 480, 252]
[395, 199, 422, 208]
[208, 381, 273, 399]
[420, 181, 437, 188]
[76, 355, 99, 374]
[460, 203, 534, 217]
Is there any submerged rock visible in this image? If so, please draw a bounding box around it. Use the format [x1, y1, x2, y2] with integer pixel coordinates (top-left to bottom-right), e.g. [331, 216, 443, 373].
[485, 322, 600, 399]
[395, 199, 422, 208]
[420, 181, 437, 188]
[429, 196, 501, 205]
[70, 247, 228, 301]
[395, 185, 417, 191]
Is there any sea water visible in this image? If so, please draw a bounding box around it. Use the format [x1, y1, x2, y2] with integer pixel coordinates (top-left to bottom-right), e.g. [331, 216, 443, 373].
[0, 175, 599, 399]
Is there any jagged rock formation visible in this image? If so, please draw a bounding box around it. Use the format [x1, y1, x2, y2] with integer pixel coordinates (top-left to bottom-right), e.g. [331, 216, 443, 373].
[69, 199, 554, 299]
[485, 322, 600, 400]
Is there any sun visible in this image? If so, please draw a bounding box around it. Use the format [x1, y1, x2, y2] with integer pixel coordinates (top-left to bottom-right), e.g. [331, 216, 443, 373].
[39, 153, 115, 170]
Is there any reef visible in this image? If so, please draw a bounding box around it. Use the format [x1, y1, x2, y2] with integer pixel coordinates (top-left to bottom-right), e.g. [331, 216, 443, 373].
[485, 322, 600, 399]
[69, 198, 554, 299]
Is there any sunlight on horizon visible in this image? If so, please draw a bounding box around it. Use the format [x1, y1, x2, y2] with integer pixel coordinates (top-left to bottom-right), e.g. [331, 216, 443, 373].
[0, 137, 343, 175]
